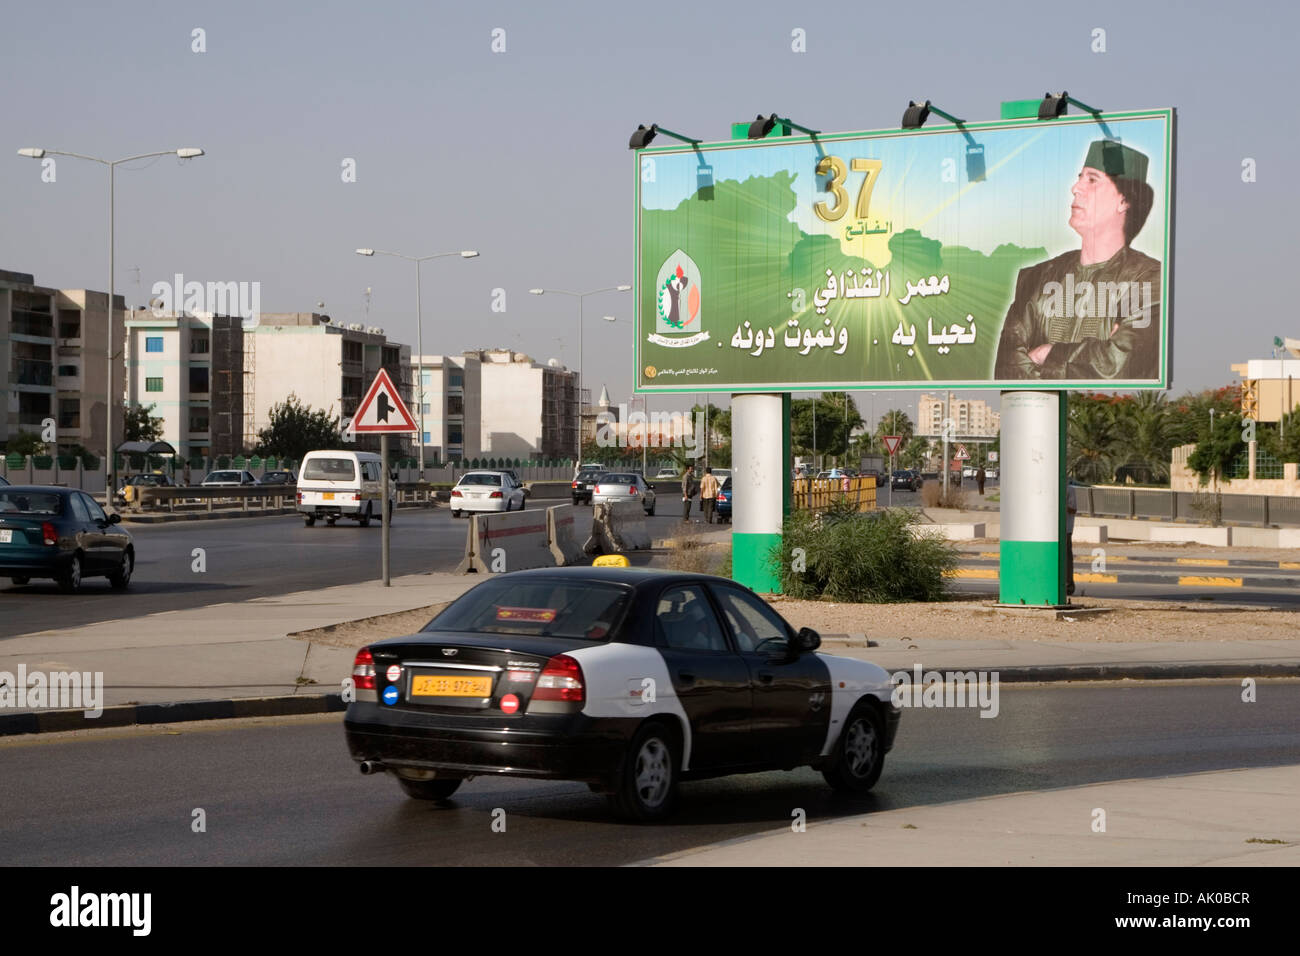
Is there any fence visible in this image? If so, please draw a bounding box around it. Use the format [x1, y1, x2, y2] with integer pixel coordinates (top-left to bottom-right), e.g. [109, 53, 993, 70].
[792, 476, 877, 512]
[1078, 484, 1300, 527]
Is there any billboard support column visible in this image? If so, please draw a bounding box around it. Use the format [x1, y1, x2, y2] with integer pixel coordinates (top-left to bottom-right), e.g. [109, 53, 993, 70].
[998, 391, 1066, 605]
[732, 393, 784, 593]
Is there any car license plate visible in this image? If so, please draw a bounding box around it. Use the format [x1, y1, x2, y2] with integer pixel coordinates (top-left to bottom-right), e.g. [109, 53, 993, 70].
[322, 492, 334, 500]
[0, 530, 10, 543]
[411, 674, 492, 698]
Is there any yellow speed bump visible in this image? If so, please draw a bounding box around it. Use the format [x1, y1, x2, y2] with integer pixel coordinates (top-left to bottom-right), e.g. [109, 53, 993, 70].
[592, 554, 630, 568]
[1176, 558, 1229, 567]
[1075, 572, 1117, 583]
[946, 568, 998, 579]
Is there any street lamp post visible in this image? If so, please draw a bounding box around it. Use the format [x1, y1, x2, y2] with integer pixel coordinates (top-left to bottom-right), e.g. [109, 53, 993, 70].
[529, 286, 631, 463]
[356, 248, 479, 479]
[18, 146, 204, 500]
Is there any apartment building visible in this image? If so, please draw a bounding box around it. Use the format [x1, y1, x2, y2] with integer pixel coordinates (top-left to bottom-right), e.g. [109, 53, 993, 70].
[411, 353, 483, 463]
[916, 394, 1001, 437]
[471, 349, 577, 460]
[1, 269, 125, 455]
[124, 310, 413, 459]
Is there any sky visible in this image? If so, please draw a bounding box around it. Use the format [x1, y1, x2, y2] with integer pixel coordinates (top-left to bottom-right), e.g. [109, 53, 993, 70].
[3, 0, 1295, 423]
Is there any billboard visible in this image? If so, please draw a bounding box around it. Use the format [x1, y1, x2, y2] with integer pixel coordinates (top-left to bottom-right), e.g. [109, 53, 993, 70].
[633, 109, 1174, 393]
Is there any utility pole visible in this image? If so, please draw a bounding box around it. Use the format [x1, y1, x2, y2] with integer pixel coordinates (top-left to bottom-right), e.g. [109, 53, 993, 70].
[942, 391, 951, 495]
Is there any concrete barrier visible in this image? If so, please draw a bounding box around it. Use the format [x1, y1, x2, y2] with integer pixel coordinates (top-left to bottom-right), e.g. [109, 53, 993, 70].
[1073, 525, 1108, 544]
[547, 504, 589, 565]
[455, 509, 554, 574]
[585, 501, 651, 553]
[526, 481, 575, 500]
[1149, 525, 1233, 547]
[908, 522, 987, 541]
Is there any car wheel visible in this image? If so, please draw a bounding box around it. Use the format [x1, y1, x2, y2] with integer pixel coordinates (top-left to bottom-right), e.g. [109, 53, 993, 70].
[608, 722, 679, 822]
[822, 703, 885, 793]
[108, 551, 133, 590]
[359, 503, 371, 528]
[56, 554, 84, 594]
[11, 576, 30, 586]
[396, 776, 462, 801]
[304, 515, 316, 527]
[452, 509, 461, 518]
[326, 517, 337, 526]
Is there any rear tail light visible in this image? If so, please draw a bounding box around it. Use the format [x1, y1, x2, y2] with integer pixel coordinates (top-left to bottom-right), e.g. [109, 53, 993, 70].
[41, 522, 57, 546]
[593, 485, 601, 494]
[571, 481, 579, 489]
[489, 490, 503, 498]
[296, 491, 302, 503]
[352, 493, 361, 501]
[451, 489, 462, 497]
[629, 486, 638, 495]
[535, 654, 585, 703]
[352, 647, 376, 690]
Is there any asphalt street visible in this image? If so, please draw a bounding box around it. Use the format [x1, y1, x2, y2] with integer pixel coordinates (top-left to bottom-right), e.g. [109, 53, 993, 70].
[0, 505, 692, 635]
[2, 681, 1296, 866]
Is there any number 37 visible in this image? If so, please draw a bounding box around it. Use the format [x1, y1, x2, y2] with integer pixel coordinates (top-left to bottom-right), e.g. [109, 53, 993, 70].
[814, 156, 882, 223]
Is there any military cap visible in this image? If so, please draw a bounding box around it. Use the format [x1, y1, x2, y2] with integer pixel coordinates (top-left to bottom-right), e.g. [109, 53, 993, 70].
[1084, 140, 1148, 182]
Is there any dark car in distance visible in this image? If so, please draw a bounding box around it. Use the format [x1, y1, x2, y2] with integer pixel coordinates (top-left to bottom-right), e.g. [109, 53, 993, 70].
[344, 566, 900, 821]
[715, 476, 733, 522]
[258, 470, 297, 486]
[891, 469, 920, 491]
[571, 467, 604, 505]
[0, 486, 134, 592]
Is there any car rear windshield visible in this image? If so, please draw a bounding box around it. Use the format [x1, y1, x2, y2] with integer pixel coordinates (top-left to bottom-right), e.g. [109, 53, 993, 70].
[424, 579, 631, 640]
[459, 473, 501, 486]
[206, 472, 240, 482]
[603, 474, 637, 484]
[302, 458, 357, 481]
[0, 491, 63, 515]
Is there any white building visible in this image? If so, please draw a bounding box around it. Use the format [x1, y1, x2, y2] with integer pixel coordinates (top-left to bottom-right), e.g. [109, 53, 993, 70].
[916, 394, 1001, 438]
[411, 353, 482, 463]
[474, 349, 577, 460]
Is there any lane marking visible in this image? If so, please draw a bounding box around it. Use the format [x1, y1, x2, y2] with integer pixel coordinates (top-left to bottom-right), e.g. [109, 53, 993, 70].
[1176, 576, 1244, 587]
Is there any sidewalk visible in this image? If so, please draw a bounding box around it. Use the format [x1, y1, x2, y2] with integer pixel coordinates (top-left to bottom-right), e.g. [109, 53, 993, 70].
[642, 764, 1300, 866]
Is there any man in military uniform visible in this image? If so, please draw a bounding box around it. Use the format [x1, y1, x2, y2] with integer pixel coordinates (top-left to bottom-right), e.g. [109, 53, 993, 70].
[994, 140, 1161, 381]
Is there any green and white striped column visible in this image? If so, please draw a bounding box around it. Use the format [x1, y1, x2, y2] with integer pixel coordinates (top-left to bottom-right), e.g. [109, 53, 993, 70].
[731, 393, 787, 593]
[999, 391, 1067, 605]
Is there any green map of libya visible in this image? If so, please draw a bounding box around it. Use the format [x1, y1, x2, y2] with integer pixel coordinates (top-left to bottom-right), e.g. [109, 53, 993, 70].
[639, 170, 1047, 385]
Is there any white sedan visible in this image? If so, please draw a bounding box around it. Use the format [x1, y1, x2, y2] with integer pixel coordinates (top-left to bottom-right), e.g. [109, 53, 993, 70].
[450, 471, 526, 516]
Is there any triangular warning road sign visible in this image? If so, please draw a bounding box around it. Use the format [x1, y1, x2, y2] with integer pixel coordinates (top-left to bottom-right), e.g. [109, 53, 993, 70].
[346, 368, 418, 434]
[882, 435, 903, 456]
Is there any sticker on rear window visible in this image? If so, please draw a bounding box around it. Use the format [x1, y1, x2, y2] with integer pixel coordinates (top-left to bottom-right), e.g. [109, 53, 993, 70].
[496, 606, 558, 622]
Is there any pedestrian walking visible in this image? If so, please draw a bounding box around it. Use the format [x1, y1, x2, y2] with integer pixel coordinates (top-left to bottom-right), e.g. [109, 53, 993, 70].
[976, 465, 986, 496]
[699, 467, 720, 524]
[680, 466, 695, 521]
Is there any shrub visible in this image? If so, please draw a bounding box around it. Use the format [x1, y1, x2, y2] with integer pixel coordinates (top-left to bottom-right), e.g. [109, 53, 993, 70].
[920, 479, 968, 509]
[770, 505, 959, 603]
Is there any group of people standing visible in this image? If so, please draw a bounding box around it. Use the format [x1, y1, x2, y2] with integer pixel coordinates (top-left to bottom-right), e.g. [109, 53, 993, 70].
[681, 465, 721, 523]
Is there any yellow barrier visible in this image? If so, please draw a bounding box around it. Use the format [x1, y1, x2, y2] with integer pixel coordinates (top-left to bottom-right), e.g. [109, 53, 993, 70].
[791, 476, 877, 512]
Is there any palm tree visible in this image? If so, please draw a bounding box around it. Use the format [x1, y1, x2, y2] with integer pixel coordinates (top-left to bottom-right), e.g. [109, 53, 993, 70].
[1111, 392, 1180, 484]
[1067, 394, 1120, 484]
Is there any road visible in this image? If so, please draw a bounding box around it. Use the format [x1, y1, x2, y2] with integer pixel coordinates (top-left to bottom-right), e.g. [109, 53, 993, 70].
[0, 504, 700, 636]
[2, 682, 1296, 866]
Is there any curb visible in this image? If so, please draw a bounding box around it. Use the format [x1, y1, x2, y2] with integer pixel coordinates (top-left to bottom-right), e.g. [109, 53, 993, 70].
[948, 565, 1300, 589]
[0, 693, 345, 737]
[960, 550, 1300, 570]
[121, 503, 437, 524]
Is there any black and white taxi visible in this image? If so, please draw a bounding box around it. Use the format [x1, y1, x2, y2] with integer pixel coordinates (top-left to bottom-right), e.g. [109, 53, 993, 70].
[344, 567, 900, 821]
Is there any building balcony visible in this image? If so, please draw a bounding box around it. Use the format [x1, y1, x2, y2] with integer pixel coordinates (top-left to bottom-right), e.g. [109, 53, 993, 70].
[12, 359, 53, 386]
[10, 310, 54, 338]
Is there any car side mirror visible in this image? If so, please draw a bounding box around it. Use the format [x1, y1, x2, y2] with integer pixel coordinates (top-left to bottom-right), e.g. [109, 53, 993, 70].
[794, 627, 820, 654]
[105, 512, 121, 525]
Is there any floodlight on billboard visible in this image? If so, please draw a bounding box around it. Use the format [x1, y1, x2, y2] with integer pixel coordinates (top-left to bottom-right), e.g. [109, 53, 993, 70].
[633, 108, 1174, 393]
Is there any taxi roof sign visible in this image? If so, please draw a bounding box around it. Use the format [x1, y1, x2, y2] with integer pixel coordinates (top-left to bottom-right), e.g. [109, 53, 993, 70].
[346, 368, 417, 434]
[592, 554, 631, 568]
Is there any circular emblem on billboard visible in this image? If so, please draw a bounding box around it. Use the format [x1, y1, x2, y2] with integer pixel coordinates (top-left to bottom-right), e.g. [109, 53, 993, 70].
[644, 366, 657, 379]
[500, 694, 520, 714]
[386, 664, 401, 682]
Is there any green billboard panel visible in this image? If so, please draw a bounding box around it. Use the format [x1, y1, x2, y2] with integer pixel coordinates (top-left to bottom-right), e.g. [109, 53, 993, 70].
[634, 109, 1174, 393]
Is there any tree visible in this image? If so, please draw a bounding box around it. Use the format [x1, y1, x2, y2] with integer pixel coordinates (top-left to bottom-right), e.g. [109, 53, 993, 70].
[5, 430, 45, 456]
[1110, 392, 1181, 484]
[254, 394, 340, 462]
[1186, 410, 1247, 526]
[1067, 393, 1121, 484]
[122, 402, 164, 443]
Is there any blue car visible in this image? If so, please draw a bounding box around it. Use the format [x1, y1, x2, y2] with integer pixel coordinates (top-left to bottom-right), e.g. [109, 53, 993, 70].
[715, 476, 733, 522]
[0, 486, 134, 593]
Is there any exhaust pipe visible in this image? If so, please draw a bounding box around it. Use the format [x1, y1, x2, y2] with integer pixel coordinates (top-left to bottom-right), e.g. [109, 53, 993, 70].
[359, 760, 385, 775]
